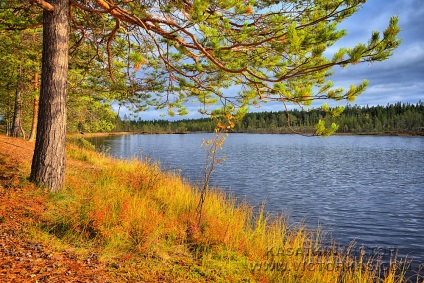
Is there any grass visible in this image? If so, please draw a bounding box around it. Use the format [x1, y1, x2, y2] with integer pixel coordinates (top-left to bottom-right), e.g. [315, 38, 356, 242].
[31, 137, 412, 282]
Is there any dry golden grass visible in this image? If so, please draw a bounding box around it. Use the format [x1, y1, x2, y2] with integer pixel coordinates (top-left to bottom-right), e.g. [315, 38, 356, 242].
[0, 134, 414, 282]
[42, 139, 410, 282]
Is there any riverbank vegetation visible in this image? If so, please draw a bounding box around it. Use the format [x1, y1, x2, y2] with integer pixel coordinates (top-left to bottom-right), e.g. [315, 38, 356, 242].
[115, 102, 424, 136]
[0, 134, 415, 282]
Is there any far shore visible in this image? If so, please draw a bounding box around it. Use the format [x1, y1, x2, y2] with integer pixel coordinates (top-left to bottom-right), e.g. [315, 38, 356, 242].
[67, 131, 140, 137]
[69, 130, 424, 138]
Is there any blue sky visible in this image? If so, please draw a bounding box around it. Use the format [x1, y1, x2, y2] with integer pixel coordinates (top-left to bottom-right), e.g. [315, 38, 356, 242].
[327, 0, 424, 107]
[120, 0, 424, 120]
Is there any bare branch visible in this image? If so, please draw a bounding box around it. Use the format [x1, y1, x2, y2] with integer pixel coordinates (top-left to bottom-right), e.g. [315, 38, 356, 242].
[107, 18, 120, 84]
[70, 0, 108, 13]
[28, 0, 55, 12]
[1, 22, 42, 31]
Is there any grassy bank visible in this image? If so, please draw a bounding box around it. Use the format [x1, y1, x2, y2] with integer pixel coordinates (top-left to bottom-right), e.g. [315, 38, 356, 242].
[1, 134, 413, 282]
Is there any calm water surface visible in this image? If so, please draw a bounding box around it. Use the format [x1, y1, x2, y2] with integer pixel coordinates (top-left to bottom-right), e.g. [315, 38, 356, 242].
[89, 134, 424, 266]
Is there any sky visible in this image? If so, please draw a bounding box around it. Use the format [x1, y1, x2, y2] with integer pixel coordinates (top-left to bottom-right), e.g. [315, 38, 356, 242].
[120, 0, 424, 120]
[325, 0, 424, 107]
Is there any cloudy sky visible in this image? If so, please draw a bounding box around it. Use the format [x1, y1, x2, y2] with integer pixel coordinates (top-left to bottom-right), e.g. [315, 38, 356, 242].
[326, 0, 424, 107]
[125, 0, 424, 120]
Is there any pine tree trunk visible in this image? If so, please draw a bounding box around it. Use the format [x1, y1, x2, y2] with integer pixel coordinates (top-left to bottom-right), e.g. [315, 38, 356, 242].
[30, 0, 69, 192]
[28, 95, 39, 142]
[11, 89, 23, 138]
[28, 73, 39, 142]
[5, 93, 13, 136]
[11, 66, 24, 138]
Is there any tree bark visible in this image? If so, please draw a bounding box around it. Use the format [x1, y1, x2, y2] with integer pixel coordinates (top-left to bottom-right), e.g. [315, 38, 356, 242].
[28, 95, 39, 142]
[11, 66, 25, 138]
[30, 0, 69, 192]
[28, 73, 39, 142]
[11, 87, 23, 138]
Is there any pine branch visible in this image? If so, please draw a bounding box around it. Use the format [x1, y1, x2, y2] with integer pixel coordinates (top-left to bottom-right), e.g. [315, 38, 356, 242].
[28, 0, 55, 12]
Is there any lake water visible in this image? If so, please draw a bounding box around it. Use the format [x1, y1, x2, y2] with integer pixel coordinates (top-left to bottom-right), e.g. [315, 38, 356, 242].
[88, 133, 424, 271]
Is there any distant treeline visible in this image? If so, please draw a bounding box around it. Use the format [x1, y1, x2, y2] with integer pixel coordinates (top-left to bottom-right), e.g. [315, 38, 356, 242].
[115, 102, 424, 135]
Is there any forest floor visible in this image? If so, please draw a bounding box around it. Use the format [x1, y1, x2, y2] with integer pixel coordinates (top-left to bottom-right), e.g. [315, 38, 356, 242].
[0, 135, 114, 282]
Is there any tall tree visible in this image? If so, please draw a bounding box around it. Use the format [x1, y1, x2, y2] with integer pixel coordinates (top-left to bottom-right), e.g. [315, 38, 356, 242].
[29, 0, 69, 191]
[28, 72, 40, 141]
[10, 65, 25, 138]
[21, 0, 400, 191]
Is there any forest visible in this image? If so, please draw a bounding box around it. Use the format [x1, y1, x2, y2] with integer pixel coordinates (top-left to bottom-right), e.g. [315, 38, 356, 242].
[116, 102, 424, 135]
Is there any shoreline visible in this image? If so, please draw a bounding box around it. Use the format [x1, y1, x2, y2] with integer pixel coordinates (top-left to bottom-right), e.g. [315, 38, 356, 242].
[70, 130, 424, 138]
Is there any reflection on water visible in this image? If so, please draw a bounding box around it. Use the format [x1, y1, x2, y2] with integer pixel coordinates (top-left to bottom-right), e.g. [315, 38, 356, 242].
[89, 133, 424, 267]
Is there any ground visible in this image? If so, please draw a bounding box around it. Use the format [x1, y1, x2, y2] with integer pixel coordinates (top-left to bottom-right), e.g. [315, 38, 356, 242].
[0, 135, 114, 283]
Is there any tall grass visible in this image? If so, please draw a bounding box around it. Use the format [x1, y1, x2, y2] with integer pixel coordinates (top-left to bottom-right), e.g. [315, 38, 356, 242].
[39, 140, 410, 282]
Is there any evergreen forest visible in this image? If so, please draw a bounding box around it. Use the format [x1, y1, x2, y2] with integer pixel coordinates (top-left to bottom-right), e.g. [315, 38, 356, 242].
[116, 102, 424, 135]
[2, 101, 423, 136]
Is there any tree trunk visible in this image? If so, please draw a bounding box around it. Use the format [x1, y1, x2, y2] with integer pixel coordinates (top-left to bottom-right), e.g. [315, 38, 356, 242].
[11, 66, 25, 138]
[28, 95, 39, 141]
[28, 73, 40, 142]
[30, 0, 69, 192]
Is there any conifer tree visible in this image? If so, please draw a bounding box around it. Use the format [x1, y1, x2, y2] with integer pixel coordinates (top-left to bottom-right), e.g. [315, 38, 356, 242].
[0, 3, 42, 138]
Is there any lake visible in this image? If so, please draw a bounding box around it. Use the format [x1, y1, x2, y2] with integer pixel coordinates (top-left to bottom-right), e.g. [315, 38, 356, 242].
[88, 133, 424, 271]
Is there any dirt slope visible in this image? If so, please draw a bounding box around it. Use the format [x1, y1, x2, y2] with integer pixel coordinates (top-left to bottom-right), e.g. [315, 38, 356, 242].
[0, 135, 114, 283]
